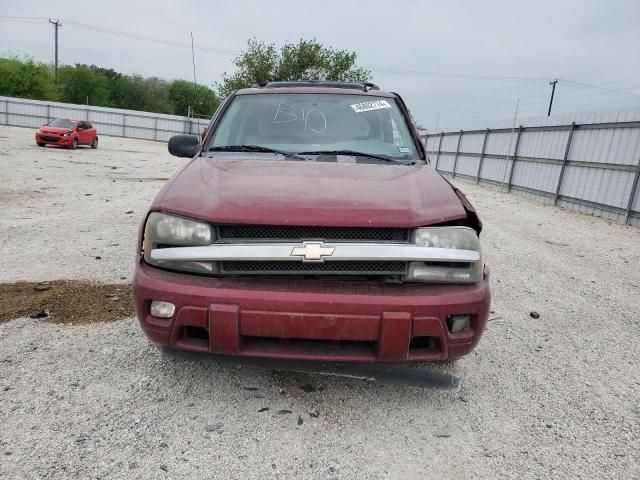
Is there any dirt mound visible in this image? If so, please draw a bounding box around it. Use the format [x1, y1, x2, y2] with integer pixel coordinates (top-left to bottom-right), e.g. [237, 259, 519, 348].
[0, 281, 135, 324]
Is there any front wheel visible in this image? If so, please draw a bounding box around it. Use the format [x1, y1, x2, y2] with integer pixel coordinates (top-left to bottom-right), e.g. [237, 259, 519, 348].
[71, 138, 78, 149]
[91, 137, 98, 149]
[37, 142, 45, 147]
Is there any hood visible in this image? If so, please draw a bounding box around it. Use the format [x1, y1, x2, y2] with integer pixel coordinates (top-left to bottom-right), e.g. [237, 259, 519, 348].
[153, 156, 468, 228]
[40, 126, 74, 134]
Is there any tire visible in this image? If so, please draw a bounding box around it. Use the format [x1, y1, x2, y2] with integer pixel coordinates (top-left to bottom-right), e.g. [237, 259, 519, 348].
[71, 138, 78, 149]
[37, 142, 45, 147]
[91, 137, 98, 149]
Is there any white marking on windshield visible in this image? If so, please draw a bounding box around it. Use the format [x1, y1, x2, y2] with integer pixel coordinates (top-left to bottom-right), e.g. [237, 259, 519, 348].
[272, 104, 327, 134]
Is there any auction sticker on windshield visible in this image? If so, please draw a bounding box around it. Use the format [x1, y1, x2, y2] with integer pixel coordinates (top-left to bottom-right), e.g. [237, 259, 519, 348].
[350, 100, 392, 113]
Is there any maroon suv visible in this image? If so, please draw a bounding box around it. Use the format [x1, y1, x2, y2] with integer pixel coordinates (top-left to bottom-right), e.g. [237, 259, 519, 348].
[133, 81, 490, 363]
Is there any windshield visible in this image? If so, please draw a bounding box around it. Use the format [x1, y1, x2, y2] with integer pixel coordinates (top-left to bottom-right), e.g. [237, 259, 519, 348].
[48, 118, 76, 129]
[208, 93, 420, 161]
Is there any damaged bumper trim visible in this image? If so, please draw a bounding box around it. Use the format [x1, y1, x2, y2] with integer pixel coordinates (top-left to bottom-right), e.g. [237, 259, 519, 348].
[160, 347, 461, 390]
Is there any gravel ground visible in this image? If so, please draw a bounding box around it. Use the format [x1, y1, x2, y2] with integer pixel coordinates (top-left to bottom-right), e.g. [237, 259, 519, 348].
[0, 125, 179, 284]
[1, 125, 639, 479]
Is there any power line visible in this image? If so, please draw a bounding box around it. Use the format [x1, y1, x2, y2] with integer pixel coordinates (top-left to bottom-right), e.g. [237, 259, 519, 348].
[403, 78, 640, 117]
[403, 93, 520, 103]
[0, 16, 46, 22]
[553, 95, 640, 112]
[63, 20, 240, 56]
[0, 16, 240, 56]
[0, 42, 225, 78]
[370, 67, 549, 82]
[557, 78, 640, 98]
[533, 83, 640, 104]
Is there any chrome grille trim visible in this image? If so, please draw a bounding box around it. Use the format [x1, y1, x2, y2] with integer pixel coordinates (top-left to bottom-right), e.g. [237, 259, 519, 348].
[150, 243, 480, 263]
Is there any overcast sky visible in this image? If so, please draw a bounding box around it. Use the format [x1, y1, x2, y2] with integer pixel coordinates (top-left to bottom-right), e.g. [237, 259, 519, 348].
[2, 0, 639, 130]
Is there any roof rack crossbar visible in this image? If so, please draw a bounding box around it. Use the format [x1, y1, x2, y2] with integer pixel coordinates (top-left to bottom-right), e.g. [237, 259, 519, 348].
[250, 80, 380, 91]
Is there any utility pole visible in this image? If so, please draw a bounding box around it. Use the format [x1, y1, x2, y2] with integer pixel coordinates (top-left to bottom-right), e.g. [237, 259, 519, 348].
[190, 32, 198, 117]
[547, 79, 558, 116]
[502, 98, 520, 191]
[48, 19, 61, 82]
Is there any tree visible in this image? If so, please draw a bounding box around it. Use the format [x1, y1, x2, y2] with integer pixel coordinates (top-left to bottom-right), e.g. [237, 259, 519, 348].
[168, 80, 220, 117]
[218, 39, 371, 97]
[58, 64, 109, 105]
[0, 57, 57, 101]
[140, 77, 174, 114]
[86, 65, 125, 107]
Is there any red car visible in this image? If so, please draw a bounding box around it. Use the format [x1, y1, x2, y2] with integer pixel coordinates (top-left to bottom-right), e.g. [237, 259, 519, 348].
[36, 118, 98, 149]
[133, 81, 491, 364]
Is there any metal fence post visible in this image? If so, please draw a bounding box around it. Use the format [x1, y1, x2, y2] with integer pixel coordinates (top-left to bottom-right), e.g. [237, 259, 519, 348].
[122, 114, 127, 138]
[476, 128, 490, 184]
[85, 108, 89, 121]
[46, 104, 50, 123]
[153, 117, 159, 141]
[624, 155, 640, 225]
[554, 122, 576, 206]
[507, 126, 523, 193]
[452, 130, 463, 177]
[434, 133, 444, 170]
[3, 99, 9, 125]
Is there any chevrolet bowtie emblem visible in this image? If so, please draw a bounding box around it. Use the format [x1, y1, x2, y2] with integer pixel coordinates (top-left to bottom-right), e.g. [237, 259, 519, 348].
[290, 242, 335, 262]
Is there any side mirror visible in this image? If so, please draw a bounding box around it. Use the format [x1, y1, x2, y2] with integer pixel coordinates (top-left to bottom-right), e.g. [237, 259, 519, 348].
[168, 135, 200, 158]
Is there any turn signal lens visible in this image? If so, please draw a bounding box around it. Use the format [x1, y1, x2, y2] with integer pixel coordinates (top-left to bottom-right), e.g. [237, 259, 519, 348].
[405, 227, 483, 284]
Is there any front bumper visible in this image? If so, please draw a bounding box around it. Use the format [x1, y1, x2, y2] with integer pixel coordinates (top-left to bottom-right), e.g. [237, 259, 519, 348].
[35, 132, 73, 146]
[133, 261, 491, 362]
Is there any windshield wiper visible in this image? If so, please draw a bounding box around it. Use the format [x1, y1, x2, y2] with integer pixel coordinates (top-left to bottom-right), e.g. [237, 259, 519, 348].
[297, 150, 414, 165]
[208, 145, 306, 161]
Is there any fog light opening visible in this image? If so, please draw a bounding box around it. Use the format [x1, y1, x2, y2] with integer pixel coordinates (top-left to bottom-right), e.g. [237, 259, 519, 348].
[409, 336, 439, 351]
[150, 300, 175, 318]
[447, 314, 472, 334]
[180, 326, 210, 345]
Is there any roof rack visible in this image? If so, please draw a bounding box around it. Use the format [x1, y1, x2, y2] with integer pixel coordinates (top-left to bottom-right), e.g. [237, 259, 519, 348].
[251, 80, 380, 92]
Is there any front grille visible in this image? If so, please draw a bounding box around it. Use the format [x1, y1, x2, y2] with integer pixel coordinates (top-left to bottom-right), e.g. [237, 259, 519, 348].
[41, 136, 60, 142]
[221, 260, 407, 276]
[218, 225, 410, 242]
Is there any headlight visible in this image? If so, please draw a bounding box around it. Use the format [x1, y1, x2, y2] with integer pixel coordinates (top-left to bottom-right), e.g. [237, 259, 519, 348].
[405, 227, 483, 284]
[145, 212, 213, 246]
[143, 212, 217, 274]
[62, 132, 73, 136]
